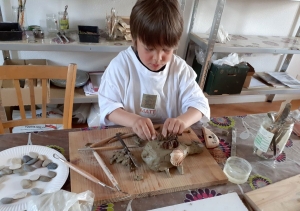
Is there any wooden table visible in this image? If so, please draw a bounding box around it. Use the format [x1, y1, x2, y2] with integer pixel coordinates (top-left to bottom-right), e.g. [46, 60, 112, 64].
[1, 113, 300, 210]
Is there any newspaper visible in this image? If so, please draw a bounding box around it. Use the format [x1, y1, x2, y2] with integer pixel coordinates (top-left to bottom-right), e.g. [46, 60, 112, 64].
[254, 72, 286, 88]
[267, 72, 300, 88]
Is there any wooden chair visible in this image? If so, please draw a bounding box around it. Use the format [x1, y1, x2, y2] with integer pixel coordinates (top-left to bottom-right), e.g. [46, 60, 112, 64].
[0, 63, 77, 134]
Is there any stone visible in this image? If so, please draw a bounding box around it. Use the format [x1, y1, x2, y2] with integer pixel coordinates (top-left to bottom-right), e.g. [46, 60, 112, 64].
[22, 155, 32, 163]
[12, 192, 27, 199]
[29, 174, 40, 181]
[38, 176, 52, 182]
[22, 164, 35, 172]
[48, 171, 57, 178]
[42, 159, 51, 167]
[28, 152, 38, 159]
[9, 164, 22, 170]
[47, 162, 58, 170]
[30, 188, 43, 195]
[21, 179, 32, 189]
[26, 158, 38, 165]
[0, 197, 14, 204]
[32, 160, 43, 168]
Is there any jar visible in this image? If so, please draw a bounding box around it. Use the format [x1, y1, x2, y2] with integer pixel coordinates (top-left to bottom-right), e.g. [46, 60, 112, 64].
[46, 13, 58, 33]
[254, 117, 294, 159]
[58, 11, 69, 30]
[12, 6, 27, 29]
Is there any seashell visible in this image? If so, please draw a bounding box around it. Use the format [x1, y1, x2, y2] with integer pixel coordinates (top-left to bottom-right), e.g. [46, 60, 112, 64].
[170, 145, 188, 166]
[170, 150, 186, 166]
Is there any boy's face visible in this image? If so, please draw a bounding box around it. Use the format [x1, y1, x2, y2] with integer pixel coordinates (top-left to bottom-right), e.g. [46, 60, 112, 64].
[136, 38, 175, 71]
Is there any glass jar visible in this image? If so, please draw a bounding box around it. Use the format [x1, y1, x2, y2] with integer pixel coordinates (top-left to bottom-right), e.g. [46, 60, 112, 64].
[12, 6, 27, 29]
[58, 11, 69, 30]
[46, 13, 58, 33]
[254, 117, 294, 159]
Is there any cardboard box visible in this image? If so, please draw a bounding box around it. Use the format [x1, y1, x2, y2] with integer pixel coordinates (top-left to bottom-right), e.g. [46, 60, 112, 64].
[204, 63, 249, 95]
[0, 59, 50, 106]
[243, 63, 255, 88]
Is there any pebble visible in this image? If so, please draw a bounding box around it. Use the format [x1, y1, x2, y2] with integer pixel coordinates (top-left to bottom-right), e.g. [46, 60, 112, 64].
[0, 165, 5, 170]
[26, 158, 38, 165]
[29, 152, 38, 159]
[9, 164, 22, 170]
[0, 168, 13, 175]
[22, 164, 35, 172]
[13, 168, 25, 174]
[32, 160, 43, 168]
[38, 154, 47, 161]
[0, 197, 14, 204]
[23, 155, 32, 163]
[21, 179, 32, 189]
[12, 192, 27, 199]
[31, 188, 43, 195]
[42, 159, 51, 167]
[48, 171, 57, 178]
[47, 162, 58, 170]
[38, 176, 52, 182]
[29, 174, 40, 181]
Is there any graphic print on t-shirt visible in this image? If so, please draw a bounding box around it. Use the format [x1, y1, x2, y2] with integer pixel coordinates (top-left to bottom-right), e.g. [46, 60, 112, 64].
[140, 94, 157, 117]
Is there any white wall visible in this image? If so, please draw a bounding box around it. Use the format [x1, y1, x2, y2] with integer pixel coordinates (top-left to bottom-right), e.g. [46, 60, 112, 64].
[0, 0, 299, 103]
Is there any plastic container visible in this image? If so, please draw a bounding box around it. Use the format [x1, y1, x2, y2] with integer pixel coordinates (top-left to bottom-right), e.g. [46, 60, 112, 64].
[78, 25, 99, 43]
[223, 156, 252, 184]
[0, 22, 22, 41]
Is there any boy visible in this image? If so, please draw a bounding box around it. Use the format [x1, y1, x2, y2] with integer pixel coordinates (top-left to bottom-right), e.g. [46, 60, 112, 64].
[98, 0, 210, 141]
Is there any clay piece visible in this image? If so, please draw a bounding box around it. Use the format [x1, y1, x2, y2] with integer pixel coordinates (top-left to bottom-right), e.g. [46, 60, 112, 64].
[141, 133, 203, 177]
[110, 149, 135, 171]
[133, 174, 144, 181]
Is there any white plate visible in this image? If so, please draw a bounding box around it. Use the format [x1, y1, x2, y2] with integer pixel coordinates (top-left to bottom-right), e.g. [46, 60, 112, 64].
[0, 145, 69, 211]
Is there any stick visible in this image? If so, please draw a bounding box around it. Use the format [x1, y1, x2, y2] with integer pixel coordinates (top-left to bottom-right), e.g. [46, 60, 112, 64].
[92, 150, 127, 194]
[78, 145, 137, 151]
[107, 132, 136, 144]
[89, 132, 126, 148]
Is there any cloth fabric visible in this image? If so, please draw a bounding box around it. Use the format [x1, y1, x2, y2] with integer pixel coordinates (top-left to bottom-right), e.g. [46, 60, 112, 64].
[98, 46, 210, 126]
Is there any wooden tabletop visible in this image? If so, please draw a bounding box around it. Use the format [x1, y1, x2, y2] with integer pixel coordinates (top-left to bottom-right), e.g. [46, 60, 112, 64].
[1, 113, 300, 210]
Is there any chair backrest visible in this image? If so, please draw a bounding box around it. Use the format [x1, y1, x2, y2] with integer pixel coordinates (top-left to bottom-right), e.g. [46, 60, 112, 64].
[0, 63, 77, 134]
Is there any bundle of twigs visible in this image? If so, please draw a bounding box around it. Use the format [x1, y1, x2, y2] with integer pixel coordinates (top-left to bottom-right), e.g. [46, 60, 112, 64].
[17, 0, 27, 28]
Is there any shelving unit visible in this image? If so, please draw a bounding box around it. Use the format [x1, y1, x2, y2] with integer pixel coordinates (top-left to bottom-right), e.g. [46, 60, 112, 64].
[185, 0, 300, 102]
[0, 39, 132, 104]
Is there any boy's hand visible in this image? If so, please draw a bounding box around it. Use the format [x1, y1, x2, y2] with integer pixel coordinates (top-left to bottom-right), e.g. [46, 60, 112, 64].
[132, 117, 157, 141]
[162, 118, 186, 137]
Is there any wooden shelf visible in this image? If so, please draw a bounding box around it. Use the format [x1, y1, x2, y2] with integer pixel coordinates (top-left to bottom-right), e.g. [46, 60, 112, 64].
[50, 86, 97, 104]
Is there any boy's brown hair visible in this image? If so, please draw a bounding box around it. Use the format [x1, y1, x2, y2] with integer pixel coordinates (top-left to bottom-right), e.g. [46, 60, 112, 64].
[130, 0, 183, 48]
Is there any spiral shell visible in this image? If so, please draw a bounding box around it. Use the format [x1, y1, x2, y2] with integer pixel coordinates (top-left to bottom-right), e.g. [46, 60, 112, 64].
[170, 149, 187, 166]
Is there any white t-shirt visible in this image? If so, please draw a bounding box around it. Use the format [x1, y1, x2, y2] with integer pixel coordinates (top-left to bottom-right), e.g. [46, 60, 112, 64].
[98, 46, 210, 126]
